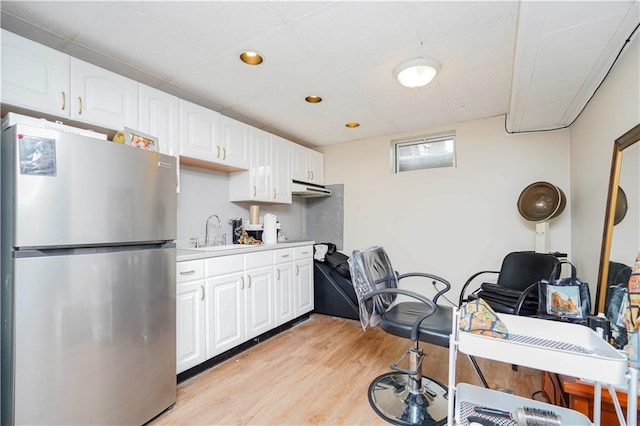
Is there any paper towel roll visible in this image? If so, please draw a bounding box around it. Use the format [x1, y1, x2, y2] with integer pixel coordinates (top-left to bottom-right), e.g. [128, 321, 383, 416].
[263, 214, 277, 245]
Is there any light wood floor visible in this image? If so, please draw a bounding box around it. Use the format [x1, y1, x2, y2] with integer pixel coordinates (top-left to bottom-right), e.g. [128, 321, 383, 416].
[149, 314, 544, 425]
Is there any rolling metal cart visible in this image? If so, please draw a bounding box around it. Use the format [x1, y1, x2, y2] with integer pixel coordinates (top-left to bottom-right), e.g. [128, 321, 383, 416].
[447, 309, 638, 425]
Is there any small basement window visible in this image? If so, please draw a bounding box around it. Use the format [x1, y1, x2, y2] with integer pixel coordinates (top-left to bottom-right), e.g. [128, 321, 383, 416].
[392, 132, 456, 173]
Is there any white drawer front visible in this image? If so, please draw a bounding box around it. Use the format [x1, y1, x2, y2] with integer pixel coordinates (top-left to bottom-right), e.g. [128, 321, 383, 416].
[205, 254, 244, 276]
[176, 260, 205, 283]
[273, 248, 294, 264]
[294, 246, 313, 260]
[246, 250, 273, 269]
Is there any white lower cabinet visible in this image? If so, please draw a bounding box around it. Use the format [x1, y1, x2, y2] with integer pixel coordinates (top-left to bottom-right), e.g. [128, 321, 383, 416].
[204, 254, 245, 358]
[274, 248, 295, 326]
[244, 265, 275, 340]
[176, 244, 313, 374]
[294, 246, 314, 316]
[176, 260, 206, 374]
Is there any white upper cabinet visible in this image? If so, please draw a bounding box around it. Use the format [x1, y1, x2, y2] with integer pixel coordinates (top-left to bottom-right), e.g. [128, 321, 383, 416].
[292, 144, 324, 185]
[271, 136, 292, 203]
[307, 149, 324, 185]
[70, 58, 139, 130]
[229, 130, 292, 204]
[138, 84, 179, 156]
[139, 84, 180, 192]
[179, 99, 220, 161]
[1, 29, 70, 117]
[219, 115, 250, 170]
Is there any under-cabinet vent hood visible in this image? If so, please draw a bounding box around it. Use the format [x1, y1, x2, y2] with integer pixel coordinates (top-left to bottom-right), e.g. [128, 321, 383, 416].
[291, 180, 331, 198]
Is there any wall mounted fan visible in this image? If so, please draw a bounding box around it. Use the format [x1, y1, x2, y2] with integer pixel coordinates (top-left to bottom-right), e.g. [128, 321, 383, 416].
[517, 181, 566, 252]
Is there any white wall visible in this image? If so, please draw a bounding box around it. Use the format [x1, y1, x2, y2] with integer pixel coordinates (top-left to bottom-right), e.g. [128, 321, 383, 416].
[570, 34, 640, 301]
[177, 165, 305, 246]
[320, 115, 570, 297]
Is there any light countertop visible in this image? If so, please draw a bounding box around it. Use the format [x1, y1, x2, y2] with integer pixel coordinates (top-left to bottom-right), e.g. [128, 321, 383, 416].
[177, 240, 316, 262]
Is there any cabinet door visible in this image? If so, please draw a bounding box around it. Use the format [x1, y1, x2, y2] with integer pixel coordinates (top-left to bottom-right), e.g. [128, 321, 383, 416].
[291, 144, 309, 182]
[295, 259, 314, 316]
[176, 281, 205, 374]
[179, 100, 219, 161]
[139, 84, 180, 192]
[271, 136, 292, 203]
[70, 58, 139, 129]
[245, 266, 274, 340]
[205, 272, 245, 358]
[274, 262, 295, 326]
[250, 127, 271, 201]
[1, 29, 70, 118]
[219, 115, 250, 169]
[139, 84, 179, 156]
[307, 149, 325, 184]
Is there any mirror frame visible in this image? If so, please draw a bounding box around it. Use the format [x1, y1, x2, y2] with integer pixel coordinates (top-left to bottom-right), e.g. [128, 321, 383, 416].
[597, 123, 640, 313]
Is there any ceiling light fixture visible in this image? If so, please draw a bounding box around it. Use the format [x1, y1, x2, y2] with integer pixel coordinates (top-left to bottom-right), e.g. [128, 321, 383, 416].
[239, 50, 264, 65]
[345, 122, 360, 128]
[394, 57, 440, 88]
[305, 96, 322, 103]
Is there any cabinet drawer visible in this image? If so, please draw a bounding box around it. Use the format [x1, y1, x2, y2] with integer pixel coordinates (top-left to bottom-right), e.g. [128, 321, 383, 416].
[245, 250, 273, 269]
[177, 260, 205, 283]
[205, 254, 244, 276]
[274, 248, 294, 264]
[294, 246, 313, 260]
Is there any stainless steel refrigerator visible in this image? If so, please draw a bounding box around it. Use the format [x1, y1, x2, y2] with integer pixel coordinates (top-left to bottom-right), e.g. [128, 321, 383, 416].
[1, 120, 177, 425]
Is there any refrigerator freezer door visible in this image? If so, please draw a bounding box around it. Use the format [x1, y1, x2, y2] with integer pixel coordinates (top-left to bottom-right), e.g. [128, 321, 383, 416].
[4, 124, 176, 248]
[12, 247, 176, 425]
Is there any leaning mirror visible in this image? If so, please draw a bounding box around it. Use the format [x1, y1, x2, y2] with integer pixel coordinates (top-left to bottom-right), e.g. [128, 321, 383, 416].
[597, 123, 640, 313]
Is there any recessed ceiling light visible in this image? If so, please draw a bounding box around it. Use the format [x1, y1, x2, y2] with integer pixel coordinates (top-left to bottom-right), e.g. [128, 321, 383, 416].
[345, 122, 360, 128]
[305, 96, 322, 103]
[239, 51, 263, 65]
[394, 57, 440, 88]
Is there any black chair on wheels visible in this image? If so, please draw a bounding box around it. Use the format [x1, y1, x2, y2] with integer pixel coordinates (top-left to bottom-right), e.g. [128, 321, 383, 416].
[349, 246, 486, 426]
[458, 251, 560, 316]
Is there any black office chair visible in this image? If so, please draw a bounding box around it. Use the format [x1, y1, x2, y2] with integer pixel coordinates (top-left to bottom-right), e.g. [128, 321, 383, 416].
[459, 251, 560, 316]
[349, 246, 486, 426]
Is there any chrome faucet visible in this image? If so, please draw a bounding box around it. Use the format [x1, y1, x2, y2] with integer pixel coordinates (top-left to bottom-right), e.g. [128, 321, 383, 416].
[205, 214, 224, 246]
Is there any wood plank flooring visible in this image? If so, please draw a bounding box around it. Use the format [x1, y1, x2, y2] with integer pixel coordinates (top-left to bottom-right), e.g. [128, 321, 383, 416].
[149, 314, 544, 425]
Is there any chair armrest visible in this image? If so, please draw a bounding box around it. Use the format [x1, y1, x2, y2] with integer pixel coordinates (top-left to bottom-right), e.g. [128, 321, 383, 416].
[514, 282, 538, 316]
[363, 287, 437, 341]
[397, 272, 451, 304]
[458, 270, 499, 306]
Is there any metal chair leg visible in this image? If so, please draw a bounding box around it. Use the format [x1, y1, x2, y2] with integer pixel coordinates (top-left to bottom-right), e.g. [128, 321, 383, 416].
[368, 344, 448, 426]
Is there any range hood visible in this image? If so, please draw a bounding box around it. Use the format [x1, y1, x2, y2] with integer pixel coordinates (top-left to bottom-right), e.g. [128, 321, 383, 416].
[291, 180, 331, 198]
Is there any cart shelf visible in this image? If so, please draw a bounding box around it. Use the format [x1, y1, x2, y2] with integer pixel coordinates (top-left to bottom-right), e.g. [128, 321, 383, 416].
[447, 310, 638, 426]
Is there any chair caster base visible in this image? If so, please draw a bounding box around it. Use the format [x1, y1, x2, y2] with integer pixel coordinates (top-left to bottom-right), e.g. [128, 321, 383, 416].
[368, 372, 448, 426]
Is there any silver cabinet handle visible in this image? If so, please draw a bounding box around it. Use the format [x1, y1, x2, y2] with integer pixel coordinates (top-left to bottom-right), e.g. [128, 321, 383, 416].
[200, 285, 204, 301]
[179, 270, 196, 275]
[240, 276, 245, 290]
[301, 251, 309, 255]
[276, 268, 281, 280]
[78, 96, 83, 115]
[310, 171, 314, 180]
[280, 254, 290, 258]
[222, 147, 227, 160]
[247, 275, 252, 288]
[273, 188, 276, 199]
[296, 265, 300, 275]
[61, 91, 66, 111]
[307, 170, 311, 180]
[216, 145, 220, 158]
[253, 185, 257, 197]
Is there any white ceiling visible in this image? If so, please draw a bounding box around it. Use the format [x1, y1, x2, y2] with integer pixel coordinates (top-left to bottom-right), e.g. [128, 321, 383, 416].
[1, 1, 638, 147]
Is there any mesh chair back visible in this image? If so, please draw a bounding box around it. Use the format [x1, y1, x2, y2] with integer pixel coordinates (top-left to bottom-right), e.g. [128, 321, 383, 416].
[495, 251, 559, 291]
[348, 246, 398, 330]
